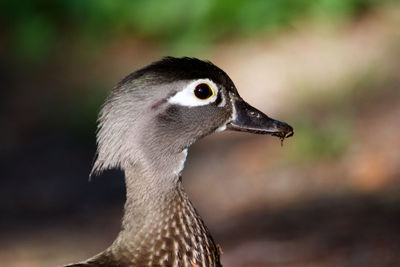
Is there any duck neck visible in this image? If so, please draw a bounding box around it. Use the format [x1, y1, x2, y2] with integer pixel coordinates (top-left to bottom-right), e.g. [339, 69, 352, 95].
[108, 151, 221, 266]
[122, 163, 184, 233]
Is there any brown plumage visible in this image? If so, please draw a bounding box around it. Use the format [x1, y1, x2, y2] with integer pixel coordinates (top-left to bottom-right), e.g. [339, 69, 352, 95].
[67, 183, 221, 266]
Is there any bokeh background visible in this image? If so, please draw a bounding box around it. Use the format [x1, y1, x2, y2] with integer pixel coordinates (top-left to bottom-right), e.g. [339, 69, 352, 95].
[1, 1, 400, 266]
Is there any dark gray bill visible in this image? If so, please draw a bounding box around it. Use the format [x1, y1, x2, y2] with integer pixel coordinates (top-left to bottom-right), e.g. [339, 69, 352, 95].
[227, 96, 294, 140]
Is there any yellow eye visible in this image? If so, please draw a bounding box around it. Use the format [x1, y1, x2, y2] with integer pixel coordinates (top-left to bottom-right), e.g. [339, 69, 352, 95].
[194, 83, 215, 100]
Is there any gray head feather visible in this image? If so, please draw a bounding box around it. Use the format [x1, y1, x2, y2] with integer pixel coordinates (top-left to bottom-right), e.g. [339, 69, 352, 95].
[91, 58, 234, 177]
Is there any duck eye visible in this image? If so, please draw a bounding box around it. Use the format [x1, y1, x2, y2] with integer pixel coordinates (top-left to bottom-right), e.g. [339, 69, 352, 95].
[194, 83, 215, 100]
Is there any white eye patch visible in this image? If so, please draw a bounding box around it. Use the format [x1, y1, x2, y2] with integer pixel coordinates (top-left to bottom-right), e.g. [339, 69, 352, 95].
[168, 79, 219, 107]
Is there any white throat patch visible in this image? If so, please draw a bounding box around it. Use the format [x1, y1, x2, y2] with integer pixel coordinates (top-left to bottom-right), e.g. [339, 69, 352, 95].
[168, 79, 218, 107]
[174, 148, 188, 175]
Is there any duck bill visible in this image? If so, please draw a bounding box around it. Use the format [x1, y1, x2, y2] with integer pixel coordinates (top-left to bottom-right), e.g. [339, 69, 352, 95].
[227, 96, 294, 139]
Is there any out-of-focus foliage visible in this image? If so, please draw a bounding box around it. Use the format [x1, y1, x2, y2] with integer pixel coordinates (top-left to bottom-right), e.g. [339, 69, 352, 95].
[0, 0, 394, 62]
[289, 117, 353, 162]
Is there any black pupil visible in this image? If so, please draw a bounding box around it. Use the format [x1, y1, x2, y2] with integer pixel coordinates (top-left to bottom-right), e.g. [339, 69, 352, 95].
[194, 83, 213, 99]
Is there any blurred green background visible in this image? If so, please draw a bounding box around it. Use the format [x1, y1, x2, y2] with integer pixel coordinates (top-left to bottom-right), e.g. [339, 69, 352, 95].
[1, 1, 400, 266]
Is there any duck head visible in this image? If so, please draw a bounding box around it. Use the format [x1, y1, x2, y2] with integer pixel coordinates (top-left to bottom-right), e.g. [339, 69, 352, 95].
[91, 57, 293, 176]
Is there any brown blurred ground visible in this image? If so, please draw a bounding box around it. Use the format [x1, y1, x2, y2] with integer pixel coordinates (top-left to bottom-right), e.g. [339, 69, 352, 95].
[1, 4, 400, 267]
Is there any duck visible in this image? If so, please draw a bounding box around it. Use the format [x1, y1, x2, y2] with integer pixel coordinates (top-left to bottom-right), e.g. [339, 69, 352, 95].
[64, 57, 293, 267]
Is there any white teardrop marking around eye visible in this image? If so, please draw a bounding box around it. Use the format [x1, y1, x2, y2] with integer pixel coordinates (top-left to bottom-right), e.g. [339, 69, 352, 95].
[168, 79, 218, 107]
